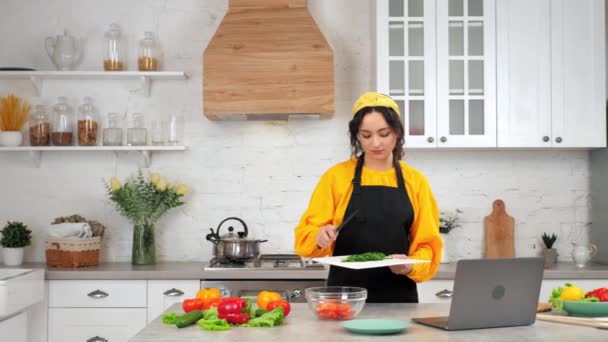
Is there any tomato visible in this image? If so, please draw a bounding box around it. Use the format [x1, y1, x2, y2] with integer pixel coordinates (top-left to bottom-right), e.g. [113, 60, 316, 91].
[267, 299, 291, 317]
[257, 291, 283, 310]
[315, 301, 354, 320]
[182, 298, 204, 313]
[196, 288, 222, 308]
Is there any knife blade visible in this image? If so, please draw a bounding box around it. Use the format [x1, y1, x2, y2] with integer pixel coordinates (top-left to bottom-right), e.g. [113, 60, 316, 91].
[334, 209, 360, 234]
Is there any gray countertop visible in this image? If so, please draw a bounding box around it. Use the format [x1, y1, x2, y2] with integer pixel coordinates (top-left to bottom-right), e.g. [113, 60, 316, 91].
[4, 261, 608, 280]
[129, 303, 606, 342]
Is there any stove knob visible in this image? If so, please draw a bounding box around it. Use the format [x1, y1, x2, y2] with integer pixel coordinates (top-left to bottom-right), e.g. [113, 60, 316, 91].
[290, 289, 302, 298]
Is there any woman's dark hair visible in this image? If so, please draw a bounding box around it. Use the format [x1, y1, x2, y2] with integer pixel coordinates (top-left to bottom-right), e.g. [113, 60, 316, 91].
[348, 106, 405, 160]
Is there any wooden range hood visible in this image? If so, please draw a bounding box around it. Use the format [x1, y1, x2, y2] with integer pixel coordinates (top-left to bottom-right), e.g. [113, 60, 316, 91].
[203, 0, 334, 120]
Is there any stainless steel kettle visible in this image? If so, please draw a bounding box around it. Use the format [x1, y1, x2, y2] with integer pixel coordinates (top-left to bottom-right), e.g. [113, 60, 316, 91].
[205, 217, 267, 260]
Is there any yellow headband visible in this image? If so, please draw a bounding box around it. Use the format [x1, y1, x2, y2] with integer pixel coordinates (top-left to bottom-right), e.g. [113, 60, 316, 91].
[351, 92, 400, 117]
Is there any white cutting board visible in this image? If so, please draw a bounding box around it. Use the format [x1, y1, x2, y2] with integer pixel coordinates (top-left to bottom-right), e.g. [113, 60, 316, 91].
[312, 255, 430, 270]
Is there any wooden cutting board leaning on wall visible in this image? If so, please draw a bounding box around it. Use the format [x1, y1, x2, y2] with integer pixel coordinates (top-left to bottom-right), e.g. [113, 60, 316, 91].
[484, 199, 515, 258]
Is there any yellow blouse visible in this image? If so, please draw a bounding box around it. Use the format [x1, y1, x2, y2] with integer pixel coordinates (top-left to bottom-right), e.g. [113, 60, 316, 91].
[294, 158, 442, 283]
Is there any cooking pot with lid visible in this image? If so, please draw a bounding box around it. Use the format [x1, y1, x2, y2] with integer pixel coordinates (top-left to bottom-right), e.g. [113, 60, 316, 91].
[205, 217, 267, 259]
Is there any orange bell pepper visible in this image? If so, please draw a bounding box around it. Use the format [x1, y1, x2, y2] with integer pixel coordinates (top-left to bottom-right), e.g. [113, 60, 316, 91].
[196, 288, 222, 309]
[256, 291, 283, 310]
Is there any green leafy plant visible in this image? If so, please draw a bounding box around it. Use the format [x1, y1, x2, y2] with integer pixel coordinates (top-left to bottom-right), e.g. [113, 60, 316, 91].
[439, 209, 463, 234]
[0, 221, 32, 248]
[105, 170, 189, 225]
[542, 232, 557, 249]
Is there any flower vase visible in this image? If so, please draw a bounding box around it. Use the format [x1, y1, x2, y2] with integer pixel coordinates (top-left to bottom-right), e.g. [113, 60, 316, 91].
[2, 247, 24, 266]
[132, 222, 156, 265]
[440, 234, 449, 264]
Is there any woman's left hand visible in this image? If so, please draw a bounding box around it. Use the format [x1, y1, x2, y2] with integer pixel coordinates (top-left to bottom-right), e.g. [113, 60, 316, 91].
[389, 254, 413, 275]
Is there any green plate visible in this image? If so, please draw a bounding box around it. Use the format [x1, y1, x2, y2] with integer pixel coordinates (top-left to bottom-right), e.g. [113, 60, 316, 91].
[341, 319, 410, 335]
[564, 301, 608, 317]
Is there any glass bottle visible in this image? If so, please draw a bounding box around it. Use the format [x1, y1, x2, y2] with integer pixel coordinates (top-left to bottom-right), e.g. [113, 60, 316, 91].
[29, 105, 50, 146]
[104, 23, 124, 71]
[138, 32, 161, 71]
[51, 97, 74, 146]
[77, 97, 99, 146]
[127, 113, 147, 146]
[103, 112, 123, 146]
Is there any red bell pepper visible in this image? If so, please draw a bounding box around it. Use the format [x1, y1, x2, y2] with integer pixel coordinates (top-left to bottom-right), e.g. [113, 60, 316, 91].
[586, 287, 608, 302]
[217, 297, 249, 324]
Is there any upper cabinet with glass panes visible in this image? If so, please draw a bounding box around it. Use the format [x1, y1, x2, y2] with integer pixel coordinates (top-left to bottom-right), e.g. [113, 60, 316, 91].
[374, 0, 496, 148]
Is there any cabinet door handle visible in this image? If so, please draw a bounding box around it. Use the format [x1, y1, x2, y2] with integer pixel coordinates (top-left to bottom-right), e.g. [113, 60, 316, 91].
[555, 137, 562, 143]
[542, 136, 550, 142]
[427, 137, 434, 143]
[435, 289, 453, 298]
[440, 136, 447, 143]
[163, 288, 185, 297]
[87, 336, 108, 342]
[290, 289, 302, 299]
[87, 290, 109, 298]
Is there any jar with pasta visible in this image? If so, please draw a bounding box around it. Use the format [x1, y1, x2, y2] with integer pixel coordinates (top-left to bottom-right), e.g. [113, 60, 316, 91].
[29, 105, 50, 146]
[138, 31, 161, 71]
[51, 97, 74, 146]
[77, 97, 99, 146]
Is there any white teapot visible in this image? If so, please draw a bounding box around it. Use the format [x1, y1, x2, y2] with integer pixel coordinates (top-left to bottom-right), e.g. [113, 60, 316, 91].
[45, 31, 82, 70]
[571, 243, 598, 268]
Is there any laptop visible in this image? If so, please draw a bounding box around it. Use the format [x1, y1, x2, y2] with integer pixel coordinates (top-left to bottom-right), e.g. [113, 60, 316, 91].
[413, 257, 544, 331]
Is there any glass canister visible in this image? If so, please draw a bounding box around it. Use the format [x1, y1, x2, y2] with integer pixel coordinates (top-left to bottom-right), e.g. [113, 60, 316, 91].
[51, 97, 74, 146]
[104, 23, 125, 71]
[138, 32, 161, 71]
[103, 112, 123, 146]
[77, 97, 99, 146]
[127, 112, 147, 146]
[29, 105, 50, 146]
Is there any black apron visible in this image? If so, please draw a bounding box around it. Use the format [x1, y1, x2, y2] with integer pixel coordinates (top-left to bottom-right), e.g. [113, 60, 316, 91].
[327, 154, 417, 303]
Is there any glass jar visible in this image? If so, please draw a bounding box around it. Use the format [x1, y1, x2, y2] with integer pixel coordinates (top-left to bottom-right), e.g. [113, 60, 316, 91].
[138, 32, 161, 71]
[104, 23, 124, 71]
[127, 112, 147, 146]
[103, 112, 123, 146]
[77, 97, 99, 146]
[29, 105, 50, 146]
[51, 97, 74, 146]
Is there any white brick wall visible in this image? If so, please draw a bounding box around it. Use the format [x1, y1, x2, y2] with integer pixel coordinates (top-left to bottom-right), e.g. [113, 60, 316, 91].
[0, 0, 590, 263]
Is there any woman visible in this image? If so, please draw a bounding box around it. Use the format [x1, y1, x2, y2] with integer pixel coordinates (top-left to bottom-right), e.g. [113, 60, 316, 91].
[294, 92, 442, 303]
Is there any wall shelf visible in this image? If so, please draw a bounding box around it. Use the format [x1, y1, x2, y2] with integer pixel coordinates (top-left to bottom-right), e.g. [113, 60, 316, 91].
[0, 145, 187, 168]
[0, 71, 188, 96]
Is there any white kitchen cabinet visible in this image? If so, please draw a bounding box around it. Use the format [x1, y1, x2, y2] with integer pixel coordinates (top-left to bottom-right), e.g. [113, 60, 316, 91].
[147, 280, 199, 323]
[496, 0, 605, 148]
[48, 280, 147, 342]
[375, 0, 496, 148]
[417, 279, 454, 303]
[0, 312, 27, 342]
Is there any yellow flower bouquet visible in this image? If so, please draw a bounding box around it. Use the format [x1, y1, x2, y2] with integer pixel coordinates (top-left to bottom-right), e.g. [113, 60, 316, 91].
[105, 170, 189, 264]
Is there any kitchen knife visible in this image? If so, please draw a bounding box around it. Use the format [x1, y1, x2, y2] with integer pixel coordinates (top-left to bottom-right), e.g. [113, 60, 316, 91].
[334, 209, 360, 234]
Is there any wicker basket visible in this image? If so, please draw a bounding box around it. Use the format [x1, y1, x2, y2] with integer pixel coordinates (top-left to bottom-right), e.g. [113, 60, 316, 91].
[45, 237, 101, 268]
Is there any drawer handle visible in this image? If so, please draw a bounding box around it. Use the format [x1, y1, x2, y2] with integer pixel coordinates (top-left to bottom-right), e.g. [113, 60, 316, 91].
[290, 289, 302, 299]
[435, 289, 453, 298]
[87, 336, 108, 342]
[87, 290, 109, 299]
[163, 288, 185, 297]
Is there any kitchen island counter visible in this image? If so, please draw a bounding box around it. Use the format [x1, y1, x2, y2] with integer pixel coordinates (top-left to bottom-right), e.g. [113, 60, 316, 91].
[129, 303, 604, 342]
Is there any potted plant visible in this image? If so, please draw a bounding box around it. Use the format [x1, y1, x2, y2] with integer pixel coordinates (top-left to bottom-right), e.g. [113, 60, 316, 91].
[541, 233, 558, 268]
[0, 95, 31, 146]
[0, 221, 32, 266]
[439, 209, 462, 263]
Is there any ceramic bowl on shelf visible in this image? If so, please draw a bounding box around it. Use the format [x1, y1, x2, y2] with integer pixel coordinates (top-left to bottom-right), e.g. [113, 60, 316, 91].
[0, 131, 23, 146]
[305, 286, 367, 320]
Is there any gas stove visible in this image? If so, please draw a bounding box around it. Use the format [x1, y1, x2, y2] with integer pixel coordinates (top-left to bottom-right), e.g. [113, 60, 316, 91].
[204, 254, 325, 270]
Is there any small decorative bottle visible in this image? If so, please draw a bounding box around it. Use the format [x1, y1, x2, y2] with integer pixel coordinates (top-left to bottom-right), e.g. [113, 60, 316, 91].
[138, 32, 161, 71]
[104, 23, 125, 71]
[51, 97, 74, 146]
[29, 105, 50, 146]
[103, 112, 123, 146]
[77, 97, 99, 146]
[127, 113, 147, 146]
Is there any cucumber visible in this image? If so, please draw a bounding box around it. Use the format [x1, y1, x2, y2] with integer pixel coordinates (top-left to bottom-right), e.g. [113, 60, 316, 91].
[174, 310, 203, 328]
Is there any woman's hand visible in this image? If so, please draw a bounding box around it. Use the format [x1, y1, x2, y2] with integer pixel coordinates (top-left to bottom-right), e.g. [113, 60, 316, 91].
[389, 254, 413, 275]
[316, 224, 337, 248]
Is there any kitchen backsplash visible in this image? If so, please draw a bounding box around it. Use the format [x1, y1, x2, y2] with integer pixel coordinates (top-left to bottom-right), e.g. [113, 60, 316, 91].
[0, 0, 591, 263]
